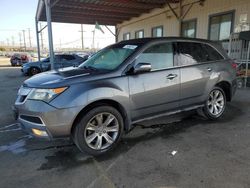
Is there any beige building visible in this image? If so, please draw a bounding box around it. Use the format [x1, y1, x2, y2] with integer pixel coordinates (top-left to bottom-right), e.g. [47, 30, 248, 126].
[117, 0, 250, 42]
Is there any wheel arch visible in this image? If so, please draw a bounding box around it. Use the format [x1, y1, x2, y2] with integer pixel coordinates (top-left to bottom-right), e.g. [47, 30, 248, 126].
[215, 81, 232, 101]
[71, 99, 131, 136]
[29, 66, 41, 75]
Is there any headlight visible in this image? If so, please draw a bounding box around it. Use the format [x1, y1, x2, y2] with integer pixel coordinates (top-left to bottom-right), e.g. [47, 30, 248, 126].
[27, 87, 67, 102]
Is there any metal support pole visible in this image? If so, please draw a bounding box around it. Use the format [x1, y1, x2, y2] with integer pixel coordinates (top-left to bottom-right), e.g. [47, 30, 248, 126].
[35, 20, 41, 62]
[245, 41, 250, 88]
[44, 0, 55, 70]
[40, 23, 44, 50]
[179, 0, 183, 36]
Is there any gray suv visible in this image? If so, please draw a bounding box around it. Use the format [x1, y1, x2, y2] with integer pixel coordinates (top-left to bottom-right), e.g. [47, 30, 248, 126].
[14, 38, 237, 155]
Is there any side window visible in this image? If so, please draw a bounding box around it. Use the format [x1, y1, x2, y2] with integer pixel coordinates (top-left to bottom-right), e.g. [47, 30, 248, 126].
[177, 42, 207, 66]
[62, 55, 76, 61]
[202, 44, 224, 61]
[135, 42, 173, 71]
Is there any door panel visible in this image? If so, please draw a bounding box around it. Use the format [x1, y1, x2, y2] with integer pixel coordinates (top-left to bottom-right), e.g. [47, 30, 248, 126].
[180, 65, 212, 107]
[128, 42, 180, 121]
[129, 69, 180, 120]
[177, 42, 222, 107]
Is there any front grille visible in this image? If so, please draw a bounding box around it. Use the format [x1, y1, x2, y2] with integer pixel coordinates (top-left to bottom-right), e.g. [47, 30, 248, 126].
[20, 115, 43, 124]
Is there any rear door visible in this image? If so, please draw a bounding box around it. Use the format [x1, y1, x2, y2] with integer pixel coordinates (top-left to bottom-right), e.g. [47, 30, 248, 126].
[176, 41, 224, 107]
[128, 42, 180, 121]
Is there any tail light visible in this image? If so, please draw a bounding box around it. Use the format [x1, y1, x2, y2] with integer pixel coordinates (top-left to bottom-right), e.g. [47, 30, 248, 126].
[229, 59, 237, 70]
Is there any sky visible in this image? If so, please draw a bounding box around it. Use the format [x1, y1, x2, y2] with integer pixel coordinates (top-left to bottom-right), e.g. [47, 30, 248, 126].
[0, 0, 115, 50]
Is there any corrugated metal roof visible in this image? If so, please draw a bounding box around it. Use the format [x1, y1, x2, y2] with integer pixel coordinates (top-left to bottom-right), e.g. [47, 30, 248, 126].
[37, 0, 180, 25]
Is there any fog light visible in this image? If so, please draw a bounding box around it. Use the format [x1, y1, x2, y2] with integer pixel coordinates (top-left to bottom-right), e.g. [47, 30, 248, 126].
[32, 129, 48, 137]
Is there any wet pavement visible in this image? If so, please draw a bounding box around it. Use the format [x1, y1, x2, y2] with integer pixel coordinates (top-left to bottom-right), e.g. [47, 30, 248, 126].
[1, 67, 250, 188]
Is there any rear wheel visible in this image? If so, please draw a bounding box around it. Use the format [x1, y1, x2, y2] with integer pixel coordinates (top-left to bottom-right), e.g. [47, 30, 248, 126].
[29, 67, 40, 76]
[203, 87, 226, 120]
[73, 106, 124, 156]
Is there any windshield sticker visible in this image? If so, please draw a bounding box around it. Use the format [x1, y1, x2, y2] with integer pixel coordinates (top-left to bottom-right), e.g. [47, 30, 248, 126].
[123, 45, 138, 50]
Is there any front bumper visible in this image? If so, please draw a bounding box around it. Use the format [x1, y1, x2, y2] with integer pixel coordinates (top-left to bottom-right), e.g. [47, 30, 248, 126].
[14, 99, 82, 139]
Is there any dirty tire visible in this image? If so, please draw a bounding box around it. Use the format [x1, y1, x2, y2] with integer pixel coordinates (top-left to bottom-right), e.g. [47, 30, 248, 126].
[203, 87, 226, 120]
[73, 106, 124, 156]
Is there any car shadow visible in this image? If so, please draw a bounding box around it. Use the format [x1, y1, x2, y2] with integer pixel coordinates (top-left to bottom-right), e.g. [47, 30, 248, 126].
[37, 103, 243, 171]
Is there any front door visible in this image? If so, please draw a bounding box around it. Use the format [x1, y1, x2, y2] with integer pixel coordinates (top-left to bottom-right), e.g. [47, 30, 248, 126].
[128, 42, 180, 121]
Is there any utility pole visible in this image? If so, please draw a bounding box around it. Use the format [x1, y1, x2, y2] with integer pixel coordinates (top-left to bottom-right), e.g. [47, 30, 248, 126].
[92, 30, 95, 50]
[28, 28, 32, 47]
[59, 39, 62, 50]
[11, 36, 15, 46]
[22, 30, 26, 51]
[40, 23, 44, 51]
[79, 24, 85, 50]
[6, 38, 9, 46]
[19, 32, 22, 49]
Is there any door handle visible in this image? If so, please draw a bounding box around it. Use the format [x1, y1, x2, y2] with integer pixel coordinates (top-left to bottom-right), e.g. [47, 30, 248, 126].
[166, 74, 177, 80]
[207, 67, 212, 72]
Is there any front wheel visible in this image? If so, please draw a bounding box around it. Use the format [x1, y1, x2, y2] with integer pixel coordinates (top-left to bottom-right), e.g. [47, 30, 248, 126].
[73, 106, 124, 156]
[203, 87, 226, 120]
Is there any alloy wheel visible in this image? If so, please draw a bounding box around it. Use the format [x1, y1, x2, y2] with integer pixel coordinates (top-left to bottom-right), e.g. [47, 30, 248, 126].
[84, 112, 119, 150]
[207, 89, 225, 116]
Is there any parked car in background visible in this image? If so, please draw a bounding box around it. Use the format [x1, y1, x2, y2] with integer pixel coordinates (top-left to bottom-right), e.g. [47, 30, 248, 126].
[21, 54, 88, 76]
[10, 53, 32, 66]
[14, 38, 237, 155]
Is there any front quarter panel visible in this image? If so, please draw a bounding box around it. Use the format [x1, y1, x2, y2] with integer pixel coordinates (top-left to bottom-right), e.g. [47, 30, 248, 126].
[50, 76, 130, 123]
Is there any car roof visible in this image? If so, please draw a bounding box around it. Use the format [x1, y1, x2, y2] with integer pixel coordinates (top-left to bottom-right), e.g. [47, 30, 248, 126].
[118, 37, 220, 46]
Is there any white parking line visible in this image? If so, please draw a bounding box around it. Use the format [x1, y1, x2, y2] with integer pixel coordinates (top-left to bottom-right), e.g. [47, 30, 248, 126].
[86, 155, 124, 188]
[0, 128, 22, 133]
[0, 123, 20, 130]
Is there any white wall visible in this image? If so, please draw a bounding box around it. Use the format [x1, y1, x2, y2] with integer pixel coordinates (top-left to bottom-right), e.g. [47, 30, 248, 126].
[117, 0, 250, 41]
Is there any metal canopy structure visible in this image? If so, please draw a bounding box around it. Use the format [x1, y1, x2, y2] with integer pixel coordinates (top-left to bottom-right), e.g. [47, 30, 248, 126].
[36, 0, 180, 25]
[36, 0, 199, 69]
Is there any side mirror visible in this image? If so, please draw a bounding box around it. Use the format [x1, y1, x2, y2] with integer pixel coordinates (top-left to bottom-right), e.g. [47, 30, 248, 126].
[134, 63, 151, 74]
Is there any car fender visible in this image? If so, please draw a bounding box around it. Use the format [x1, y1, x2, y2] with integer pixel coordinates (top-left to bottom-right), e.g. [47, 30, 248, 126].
[50, 79, 131, 126]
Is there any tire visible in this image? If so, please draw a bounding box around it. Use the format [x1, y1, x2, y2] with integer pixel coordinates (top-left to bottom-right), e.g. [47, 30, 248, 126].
[203, 87, 226, 120]
[29, 67, 40, 76]
[73, 106, 124, 156]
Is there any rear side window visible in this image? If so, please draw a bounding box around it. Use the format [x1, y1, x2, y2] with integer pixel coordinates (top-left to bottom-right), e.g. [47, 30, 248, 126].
[201, 44, 224, 61]
[135, 42, 173, 71]
[61, 55, 76, 61]
[176, 42, 207, 66]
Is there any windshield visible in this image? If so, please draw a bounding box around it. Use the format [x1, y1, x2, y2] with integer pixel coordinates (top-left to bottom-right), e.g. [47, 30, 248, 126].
[79, 43, 140, 71]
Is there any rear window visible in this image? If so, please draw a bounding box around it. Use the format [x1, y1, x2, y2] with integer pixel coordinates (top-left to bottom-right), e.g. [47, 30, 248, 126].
[201, 44, 224, 61]
[177, 42, 224, 66]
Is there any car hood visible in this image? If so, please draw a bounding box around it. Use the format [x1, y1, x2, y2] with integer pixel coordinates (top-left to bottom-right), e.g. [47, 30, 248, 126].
[23, 67, 109, 88]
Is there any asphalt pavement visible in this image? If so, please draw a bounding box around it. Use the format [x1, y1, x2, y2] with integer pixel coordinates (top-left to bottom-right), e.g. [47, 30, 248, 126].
[0, 67, 250, 188]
